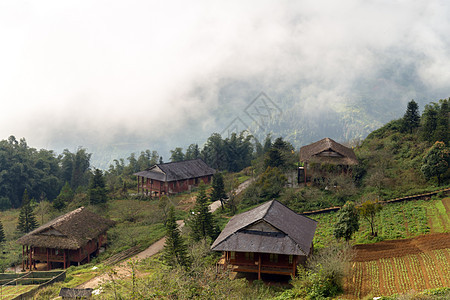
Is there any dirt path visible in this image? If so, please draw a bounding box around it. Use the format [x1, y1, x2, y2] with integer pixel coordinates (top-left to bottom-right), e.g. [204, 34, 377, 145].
[77, 180, 253, 289]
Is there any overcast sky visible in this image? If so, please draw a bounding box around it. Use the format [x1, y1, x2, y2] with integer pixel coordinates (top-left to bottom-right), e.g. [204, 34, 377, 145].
[1, 1, 449, 157]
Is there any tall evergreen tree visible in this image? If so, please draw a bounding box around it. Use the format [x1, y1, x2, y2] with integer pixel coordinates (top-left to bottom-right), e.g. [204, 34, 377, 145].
[402, 99, 420, 133]
[421, 141, 450, 186]
[170, 147, 185, 162]
[420, 103, 438, 142]
[17, 189, 38, 234]
[53, 182, 74, 211]
[434, 99, 449, 144]
[0, 220, 5, 243]
[189, 184, 219, 241]
[210, 172, 227, 210]
[334, 202, 359, 242]
[162, 206, 190, 268]
[88, 169, 107, 205]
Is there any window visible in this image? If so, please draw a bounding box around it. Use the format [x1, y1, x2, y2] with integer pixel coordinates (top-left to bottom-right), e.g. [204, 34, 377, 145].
[269, 253, 278, 263]
[230, 251, 235, 260]
[289, 255, 293, 264]
[245, 252, 254, 260]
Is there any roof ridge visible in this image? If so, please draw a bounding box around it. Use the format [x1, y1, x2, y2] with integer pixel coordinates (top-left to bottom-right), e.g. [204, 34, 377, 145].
[157, 158, 204, 167]
[262, 200, 276, 219]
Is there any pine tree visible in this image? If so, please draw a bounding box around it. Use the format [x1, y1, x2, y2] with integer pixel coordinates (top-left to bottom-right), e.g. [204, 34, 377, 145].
[162, 206, 190, 268]
[0, 220, 5, 243]
[53, 182, 74, 211]
[210, 172, 227, 210]
[17, 190, 38, 234]
[334, 202, 359, 242]
[402, 99, 420, 133]
[189, 184, 219, 241]
[421, 141, 450, 186]
[89, 169, 107, 205]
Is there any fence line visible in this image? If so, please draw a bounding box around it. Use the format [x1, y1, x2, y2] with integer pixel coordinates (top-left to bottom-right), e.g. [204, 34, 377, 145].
[302, 187, 450, 215]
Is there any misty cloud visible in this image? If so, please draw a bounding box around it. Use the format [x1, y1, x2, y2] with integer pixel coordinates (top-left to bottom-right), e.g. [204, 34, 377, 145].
[0, 1, 449, 165]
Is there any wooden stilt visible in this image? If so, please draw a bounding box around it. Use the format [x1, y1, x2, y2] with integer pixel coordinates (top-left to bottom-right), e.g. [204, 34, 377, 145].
[63, 249, 67, 269]
[47, 248, 50, 270]
[22, 245, 25, 271]
[292, 256, 297, 277]
[29, 246, 33, 270]
[258, 253, 261, 280]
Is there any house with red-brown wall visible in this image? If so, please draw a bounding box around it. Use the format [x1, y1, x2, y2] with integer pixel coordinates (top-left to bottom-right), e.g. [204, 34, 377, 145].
[17, 207, 115, 270]
[211, 200, 317, 279]
[134, 159, 216, 197]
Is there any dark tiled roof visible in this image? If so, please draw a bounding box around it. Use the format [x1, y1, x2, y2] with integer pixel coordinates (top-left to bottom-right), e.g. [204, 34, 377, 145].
[134, 159, 216, 182]
[211, 200, 317, 256]
[299, 137, 358, 165]
[17, 207, 115, 250]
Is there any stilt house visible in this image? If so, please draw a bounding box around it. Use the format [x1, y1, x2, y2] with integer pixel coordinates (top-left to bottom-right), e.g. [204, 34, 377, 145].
[134, 159, 216, 197]
[17, 207, 115, 270]
[298, 137, 358, 184]
[211, 200, 317, 279]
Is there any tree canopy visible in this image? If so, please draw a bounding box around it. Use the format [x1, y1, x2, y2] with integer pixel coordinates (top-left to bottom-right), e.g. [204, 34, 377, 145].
[334, 202, 359, 241]
[163, 206, 190, 268]
[189, 184, 219, 241]
[421, 141, 450, 186]
[402, 99, 420, 133]
[16, 189, 38, 234]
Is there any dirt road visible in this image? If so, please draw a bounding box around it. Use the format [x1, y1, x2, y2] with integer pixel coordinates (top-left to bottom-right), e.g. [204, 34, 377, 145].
[77, 179, 253, 289]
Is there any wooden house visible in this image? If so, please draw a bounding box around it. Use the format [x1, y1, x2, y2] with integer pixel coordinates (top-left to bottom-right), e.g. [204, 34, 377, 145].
[17, 207, 115, 270]
[298, 137, 358, 184]
[134, 159, 216, 197]
[211, 200, 317, 279]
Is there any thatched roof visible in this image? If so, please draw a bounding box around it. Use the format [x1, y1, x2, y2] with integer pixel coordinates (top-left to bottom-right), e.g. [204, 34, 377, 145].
[134, 158, 216, 182]
[211, 200, 317, 256]
[299, 137, 358, 165]
[17, 207, 115, 250]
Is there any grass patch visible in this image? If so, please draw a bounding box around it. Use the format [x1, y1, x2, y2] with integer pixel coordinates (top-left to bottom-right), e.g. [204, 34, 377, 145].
[311, 198, 446, 248]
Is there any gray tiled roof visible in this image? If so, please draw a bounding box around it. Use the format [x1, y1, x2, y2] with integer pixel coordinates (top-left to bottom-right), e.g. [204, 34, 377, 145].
[211, 200, 317, 256]
[134, 159, 216, 182]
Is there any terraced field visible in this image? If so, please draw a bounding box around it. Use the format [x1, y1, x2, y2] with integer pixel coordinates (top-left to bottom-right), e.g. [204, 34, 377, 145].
[311, 198, 450, 248]
[339, 197, 450, 298]
[343, 233, 450, 298]
[0, 285, 37, 300]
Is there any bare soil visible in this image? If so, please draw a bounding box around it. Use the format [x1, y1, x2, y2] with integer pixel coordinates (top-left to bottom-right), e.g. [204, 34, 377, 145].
[353, 232, 450, 262]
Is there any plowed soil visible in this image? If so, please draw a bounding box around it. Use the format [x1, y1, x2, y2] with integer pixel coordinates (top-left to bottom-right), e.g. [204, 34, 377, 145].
[353, 232, 450, 262]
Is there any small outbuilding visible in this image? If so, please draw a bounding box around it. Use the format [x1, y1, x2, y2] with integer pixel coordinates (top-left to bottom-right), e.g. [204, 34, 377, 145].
[17, 207, 115, 270]
[211, 200, 317, 279]
[134, 158, 216, 197]
[298, 137, 358, 184]
[59, 288, 93, 299]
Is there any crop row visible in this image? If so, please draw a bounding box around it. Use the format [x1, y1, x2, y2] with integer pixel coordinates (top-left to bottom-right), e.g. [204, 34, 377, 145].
[348, 262, 364, 299]
[0, 285, 36, 300]
[350, 251, 449, 298]
[392, 256, 411, 292]
[379, 258, 396, 296]
[365, 261, 380, 296]
[312, 198, 445, 247]
[420, 252, 442, 288]
[432, 249, 450, 286]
